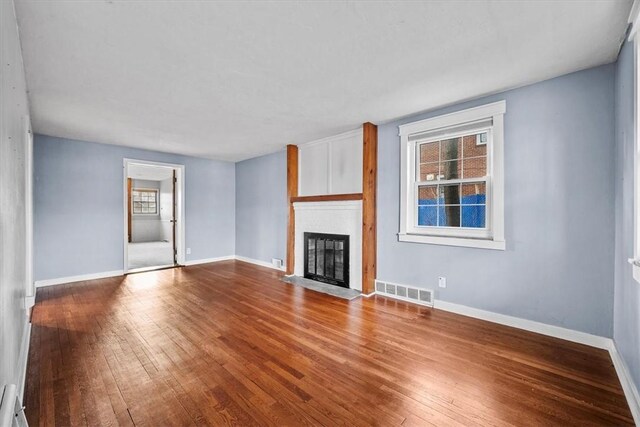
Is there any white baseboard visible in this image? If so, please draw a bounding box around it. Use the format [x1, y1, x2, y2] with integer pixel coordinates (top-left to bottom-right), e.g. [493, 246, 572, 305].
[35, 270, 124, 288]
[608, 341, 640, 425]
[434, 299, 610, 349]
[183, 255, 235, 266]
[17, 320, 31, 402]
[32, 255, 280, 287]
[433, 299, 639, 422]
[234, 255, 285, 271]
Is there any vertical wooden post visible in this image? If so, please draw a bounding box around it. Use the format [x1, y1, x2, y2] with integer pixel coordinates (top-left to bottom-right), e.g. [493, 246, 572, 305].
[362, 122, 377, 294]
[286, 144, 299, 275]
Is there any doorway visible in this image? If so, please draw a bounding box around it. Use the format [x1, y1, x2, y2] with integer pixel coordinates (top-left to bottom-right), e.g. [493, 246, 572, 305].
[123, 159, 185, 273]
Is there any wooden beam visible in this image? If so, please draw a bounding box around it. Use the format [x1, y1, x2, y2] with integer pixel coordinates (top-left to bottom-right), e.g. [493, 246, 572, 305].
[362, 122, 377, 295]
[290, 193, 362, 203]
[286, 145, 299, 275]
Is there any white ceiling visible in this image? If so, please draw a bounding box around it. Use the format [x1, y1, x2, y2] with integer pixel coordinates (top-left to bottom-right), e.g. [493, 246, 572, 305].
[15, 0, 632, 162]
[128, 163, 173, 181]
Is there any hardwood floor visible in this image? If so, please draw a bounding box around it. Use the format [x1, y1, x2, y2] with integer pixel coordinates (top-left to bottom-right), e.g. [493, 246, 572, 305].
[25, 260, 632, 426]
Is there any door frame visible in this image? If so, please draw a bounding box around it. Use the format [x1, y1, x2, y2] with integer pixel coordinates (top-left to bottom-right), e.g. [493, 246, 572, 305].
[123, 158, 186, 273]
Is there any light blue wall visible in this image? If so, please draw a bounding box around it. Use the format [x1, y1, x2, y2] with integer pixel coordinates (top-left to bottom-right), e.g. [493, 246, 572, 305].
[614, 39, 640, 395]
[235, 150, 287, 264]
[378, 64, 616, 337]
[34, 135, 236, 280]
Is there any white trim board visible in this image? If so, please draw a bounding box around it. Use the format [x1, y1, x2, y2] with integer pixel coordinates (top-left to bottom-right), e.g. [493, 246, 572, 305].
[609, 342, 640, 425]
[183, 256, 235, 266]
[629, 0, 639, 41]
[234, 255, 286, 271]
[35, 270, 124, 288]
[434, 299, 610, 349]
[181, 255, 284, 271]
[422, 297, 640, 422]
[17, 320, 31, 402]
[32, 255, 282, 288]
[24, 295, 35, 310]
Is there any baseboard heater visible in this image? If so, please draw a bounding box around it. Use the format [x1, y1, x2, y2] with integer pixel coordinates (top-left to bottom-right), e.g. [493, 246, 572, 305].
[375, 280, 434, 307]
[0, 384, 27, 427]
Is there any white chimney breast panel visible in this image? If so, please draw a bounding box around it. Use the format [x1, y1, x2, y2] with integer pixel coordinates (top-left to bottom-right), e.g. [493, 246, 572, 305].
[299, 142, 329, 196]
[329, 131, 363, 194]
[298, 129, 363, 196]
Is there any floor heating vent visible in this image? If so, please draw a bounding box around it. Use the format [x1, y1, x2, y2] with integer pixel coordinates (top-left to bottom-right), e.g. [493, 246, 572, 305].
[374, 280, 434, 307]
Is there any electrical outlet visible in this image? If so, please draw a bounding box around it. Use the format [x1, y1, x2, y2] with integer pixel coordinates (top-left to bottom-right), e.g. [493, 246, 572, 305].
[186, 248, 191, 255]
[438, 276, 447, 288]
[272, 258, 283, 269]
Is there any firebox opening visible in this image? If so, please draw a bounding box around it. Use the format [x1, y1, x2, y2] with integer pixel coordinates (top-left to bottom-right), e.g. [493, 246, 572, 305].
[304, 232, 350, 288]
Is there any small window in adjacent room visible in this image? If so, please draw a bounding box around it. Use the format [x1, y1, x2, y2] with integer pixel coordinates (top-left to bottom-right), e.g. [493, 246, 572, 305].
[398, 101, 506, 250]
[132, 189, 158, 215]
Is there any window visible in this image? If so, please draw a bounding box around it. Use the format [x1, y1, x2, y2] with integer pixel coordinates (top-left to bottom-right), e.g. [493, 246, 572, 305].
[132, 188, 158, 215]
[398, 101, 506, 250]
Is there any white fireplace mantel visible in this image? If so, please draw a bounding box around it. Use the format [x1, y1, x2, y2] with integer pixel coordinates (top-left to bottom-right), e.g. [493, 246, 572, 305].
[293, 200, 362, 291]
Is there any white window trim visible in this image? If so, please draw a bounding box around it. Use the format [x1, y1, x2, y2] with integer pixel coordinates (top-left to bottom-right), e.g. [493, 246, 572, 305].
[629, 3, 640, 282]
[398, 101, 506, 250]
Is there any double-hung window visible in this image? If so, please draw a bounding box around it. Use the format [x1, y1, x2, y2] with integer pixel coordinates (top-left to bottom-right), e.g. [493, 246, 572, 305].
[398, 101, 506, 250]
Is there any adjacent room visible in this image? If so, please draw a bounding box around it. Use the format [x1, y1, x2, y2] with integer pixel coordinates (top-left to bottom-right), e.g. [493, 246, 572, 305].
[2, 0, 640, 425]
[126, 161, 181, 272]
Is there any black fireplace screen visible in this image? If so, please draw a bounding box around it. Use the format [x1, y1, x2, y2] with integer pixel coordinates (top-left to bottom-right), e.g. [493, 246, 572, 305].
[304, 232, 349, 288]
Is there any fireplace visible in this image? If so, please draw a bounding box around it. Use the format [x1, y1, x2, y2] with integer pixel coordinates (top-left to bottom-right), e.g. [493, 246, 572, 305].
[304, 232, 350, 288]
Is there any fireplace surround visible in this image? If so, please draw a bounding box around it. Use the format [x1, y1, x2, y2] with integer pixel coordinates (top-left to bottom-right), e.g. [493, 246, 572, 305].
[293, 200, 362, 291]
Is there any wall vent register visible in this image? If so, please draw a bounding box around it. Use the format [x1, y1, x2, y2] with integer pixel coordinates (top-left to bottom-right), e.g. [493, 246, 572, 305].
[375, 280, 434, 307]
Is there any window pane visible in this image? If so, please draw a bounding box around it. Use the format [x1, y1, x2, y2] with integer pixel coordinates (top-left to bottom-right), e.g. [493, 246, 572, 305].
[461, 182, 486, 204]
[440, 160, 460, 180]
[439, 205, 460, 227]
[463, 157, 486, 178]
[418, 206, 438, 226]
[463, 134, 487, 158]
[418, 185, 438, 205]
[419, 162, 439, 181]
[441, 138, 461, 161]
[462, 205, 486, 228]
[439, 184, 460, 205]
[419, 141, 439, 163]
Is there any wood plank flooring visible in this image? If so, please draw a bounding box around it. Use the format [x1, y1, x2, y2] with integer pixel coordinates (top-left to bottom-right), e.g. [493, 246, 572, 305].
[25, 260, 633, 426]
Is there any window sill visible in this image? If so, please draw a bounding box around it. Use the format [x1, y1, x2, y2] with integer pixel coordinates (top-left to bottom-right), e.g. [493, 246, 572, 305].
[398, 233, 505, 250]
[628, 259, 640, 284]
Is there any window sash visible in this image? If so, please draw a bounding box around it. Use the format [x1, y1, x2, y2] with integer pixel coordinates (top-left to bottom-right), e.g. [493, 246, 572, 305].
[413, 178, 490, 236]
